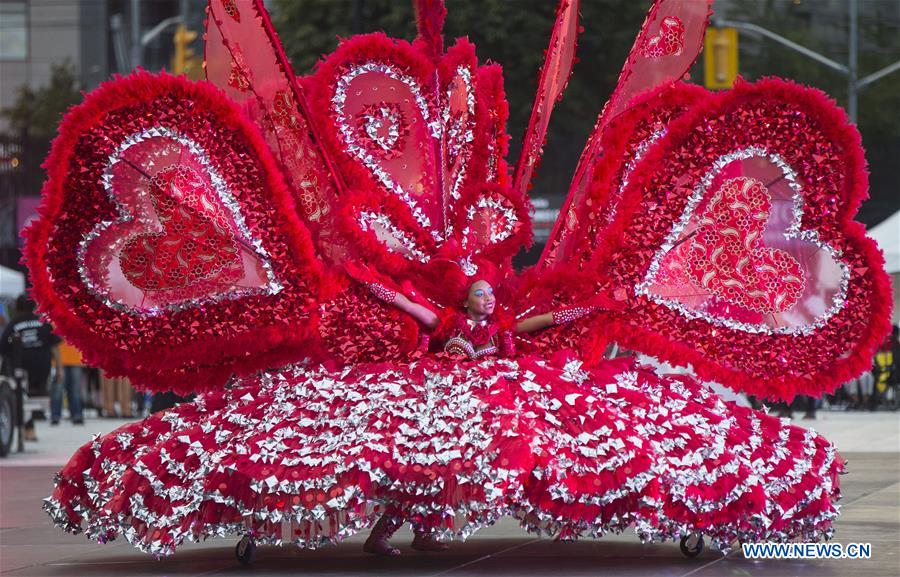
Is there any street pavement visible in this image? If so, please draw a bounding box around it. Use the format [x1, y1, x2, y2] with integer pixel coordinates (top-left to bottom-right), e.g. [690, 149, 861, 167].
[1, 410, 898, 577]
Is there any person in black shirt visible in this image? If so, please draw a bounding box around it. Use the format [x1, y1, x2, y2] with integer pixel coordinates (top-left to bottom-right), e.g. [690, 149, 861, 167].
[0, 294, 62, 440]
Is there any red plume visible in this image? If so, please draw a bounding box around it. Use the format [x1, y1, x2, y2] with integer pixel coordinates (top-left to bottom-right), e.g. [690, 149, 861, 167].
[413, 0, 446, 61]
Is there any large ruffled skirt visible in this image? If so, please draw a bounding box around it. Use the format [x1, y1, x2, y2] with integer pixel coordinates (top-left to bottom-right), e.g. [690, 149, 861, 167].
[45, 354, 843, 556]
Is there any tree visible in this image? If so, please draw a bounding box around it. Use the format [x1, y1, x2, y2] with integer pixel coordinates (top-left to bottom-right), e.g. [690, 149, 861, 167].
[1, 60, 83, 140]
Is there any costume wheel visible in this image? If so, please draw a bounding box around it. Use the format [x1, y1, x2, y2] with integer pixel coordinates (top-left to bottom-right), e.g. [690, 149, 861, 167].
[680, 533, 704, 558]
[0, 381, 15, 457]
[235, 536, 256, 565]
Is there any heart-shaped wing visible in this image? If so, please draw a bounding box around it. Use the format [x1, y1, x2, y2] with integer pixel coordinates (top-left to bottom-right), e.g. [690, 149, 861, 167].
[24, 72, 331, 393]
[586, 79, 891, 399]
[452, 183, 532, 266]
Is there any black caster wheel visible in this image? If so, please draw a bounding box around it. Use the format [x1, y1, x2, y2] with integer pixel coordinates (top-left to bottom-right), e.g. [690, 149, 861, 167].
[0, 382, 14, 457]
[236, 535, 257, 565]
[680, 533, 704, 558]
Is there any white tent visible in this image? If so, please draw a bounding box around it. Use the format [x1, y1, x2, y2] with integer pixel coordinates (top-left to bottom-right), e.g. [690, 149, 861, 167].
[868, 210, 900, 274]
[0, 265, 25, 299]
[867, 210, 900, 324]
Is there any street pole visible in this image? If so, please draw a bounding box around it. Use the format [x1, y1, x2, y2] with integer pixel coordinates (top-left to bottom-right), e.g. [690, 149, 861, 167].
[714, 18, 848, 73]
[110, 14, 130, 74]
[129, 0, 142, 69]
[848, 0, 858, 124]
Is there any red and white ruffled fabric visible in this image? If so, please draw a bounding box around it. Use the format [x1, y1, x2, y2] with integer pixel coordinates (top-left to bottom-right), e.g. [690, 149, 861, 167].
[44, 354, 842, 556]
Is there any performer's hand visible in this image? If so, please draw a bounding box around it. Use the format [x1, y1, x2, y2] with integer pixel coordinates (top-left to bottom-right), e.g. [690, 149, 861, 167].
[342, 261, 376, 285]
[343, 262, 399, 304]
[588, 290, 628, 313]
[551, 291, 628, 325]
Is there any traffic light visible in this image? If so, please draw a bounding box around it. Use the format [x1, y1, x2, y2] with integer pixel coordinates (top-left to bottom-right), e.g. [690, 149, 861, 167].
[704, 27, 738, 89]
[172, 24, 202, 79]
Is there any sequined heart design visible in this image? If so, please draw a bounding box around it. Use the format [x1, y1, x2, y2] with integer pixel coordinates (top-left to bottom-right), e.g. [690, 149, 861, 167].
[356, 102, 407, 159]
[84, 127, 274, 311]
[641, 149, 839, 331]
[455, 184, 528, 266]
[119, 166, 243, 292]
[686, 177, 805, 314]
[641, 16, 684, 59]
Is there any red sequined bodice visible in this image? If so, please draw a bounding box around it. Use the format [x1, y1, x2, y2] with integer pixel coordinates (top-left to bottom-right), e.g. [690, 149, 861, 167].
[443, 312, 514, 359]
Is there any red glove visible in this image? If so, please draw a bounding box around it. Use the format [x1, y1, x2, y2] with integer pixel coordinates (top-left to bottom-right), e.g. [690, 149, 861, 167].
[551, 291, 628, 325]
[551, 306, 595, 326]
[343, 261, 399, 304]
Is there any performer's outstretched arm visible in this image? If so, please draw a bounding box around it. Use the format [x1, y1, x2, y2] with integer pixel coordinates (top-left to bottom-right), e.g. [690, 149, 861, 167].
[366, 282, 440, 329]
[515, 313, 554, 334]
[516, 306, 595, 334]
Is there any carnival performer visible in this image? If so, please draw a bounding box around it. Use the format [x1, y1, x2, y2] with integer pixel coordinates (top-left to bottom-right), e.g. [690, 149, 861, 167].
[25, 0, 891, 564]
[359, 270, 604, 555]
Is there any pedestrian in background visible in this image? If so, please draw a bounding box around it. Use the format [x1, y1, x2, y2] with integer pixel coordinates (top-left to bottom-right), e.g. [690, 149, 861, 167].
[100, 371, 134, 419]
[0, 294, 62, 440]
[51, 340, 84, 425]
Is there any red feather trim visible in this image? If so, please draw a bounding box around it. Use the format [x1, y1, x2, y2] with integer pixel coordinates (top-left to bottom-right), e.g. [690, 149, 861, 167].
[473, 64, 512, 187]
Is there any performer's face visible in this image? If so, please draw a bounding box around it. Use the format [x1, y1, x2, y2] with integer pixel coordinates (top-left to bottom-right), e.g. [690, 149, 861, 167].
[466, 280, 495, 317]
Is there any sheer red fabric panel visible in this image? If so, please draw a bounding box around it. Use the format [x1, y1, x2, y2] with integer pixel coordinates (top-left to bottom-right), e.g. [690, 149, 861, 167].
[205, 0, 339, 234]
[513, 0, 580, 197]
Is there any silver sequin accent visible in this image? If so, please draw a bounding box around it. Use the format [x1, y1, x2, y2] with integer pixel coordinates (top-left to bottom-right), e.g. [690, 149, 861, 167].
[358, 211, 431, 263]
